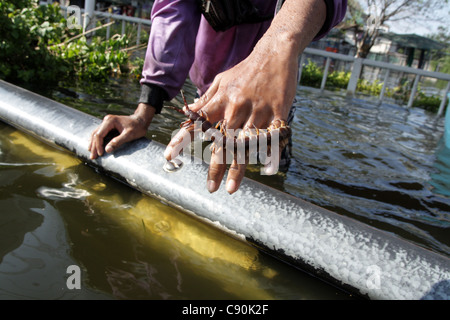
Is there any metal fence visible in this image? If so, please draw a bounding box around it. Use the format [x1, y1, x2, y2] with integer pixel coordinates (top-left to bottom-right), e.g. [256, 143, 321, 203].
[58, 4, 151, 46]
[301, 48, 450, 116]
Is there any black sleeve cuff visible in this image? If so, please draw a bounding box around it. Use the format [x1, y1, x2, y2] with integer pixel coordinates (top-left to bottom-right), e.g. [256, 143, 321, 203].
[138, 83, 169, 114]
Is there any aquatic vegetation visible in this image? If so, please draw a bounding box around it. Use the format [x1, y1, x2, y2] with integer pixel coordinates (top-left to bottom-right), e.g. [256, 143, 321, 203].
[0, 0, 139, 85]
[0, 0, 68, 84]
[50, 34, 130, 81]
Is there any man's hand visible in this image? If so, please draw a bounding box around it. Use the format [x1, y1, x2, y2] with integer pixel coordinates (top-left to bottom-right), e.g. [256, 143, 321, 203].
[88, 103, 155, 159]
[164, 0, 326, 194]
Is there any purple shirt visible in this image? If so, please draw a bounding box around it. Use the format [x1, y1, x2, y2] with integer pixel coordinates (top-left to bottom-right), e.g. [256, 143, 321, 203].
[139, 0, 347, 112]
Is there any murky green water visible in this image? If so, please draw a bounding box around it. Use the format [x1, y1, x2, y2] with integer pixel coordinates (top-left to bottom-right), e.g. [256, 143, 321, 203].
[1, 76, 449, 300]
[0, 122, 352, 299]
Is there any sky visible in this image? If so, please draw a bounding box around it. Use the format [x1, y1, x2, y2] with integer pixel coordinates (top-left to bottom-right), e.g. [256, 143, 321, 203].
[384, 2, 450, 36]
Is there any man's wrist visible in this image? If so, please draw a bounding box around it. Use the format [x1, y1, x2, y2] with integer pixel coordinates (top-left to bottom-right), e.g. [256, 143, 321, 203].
[138, 83, 169, 114]
[133, 103, 156, 129]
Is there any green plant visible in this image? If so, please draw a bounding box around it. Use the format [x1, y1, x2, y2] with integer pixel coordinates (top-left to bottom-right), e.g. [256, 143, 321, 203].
[327, 70, 350, 89]
[0, 0, 140, 86]
[0, 0, 69, 84]
[94, 20, 149, 48]
[51, 34, 130, 81]
[128, 57, 145, 79]
[300, 59, 323, 87]
[412, 92, 442, 112]
[357, 79, 383, 96]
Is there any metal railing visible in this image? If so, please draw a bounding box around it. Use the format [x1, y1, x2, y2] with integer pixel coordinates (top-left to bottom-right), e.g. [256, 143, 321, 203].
[86, 10, 151, 46]
[301, 48, 450, 116]
[58, 4, 152, 46]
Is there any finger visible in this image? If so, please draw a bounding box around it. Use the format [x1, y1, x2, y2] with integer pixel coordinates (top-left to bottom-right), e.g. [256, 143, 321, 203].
[244, 104, 274, 130]
[88, 130, 99, 159]
[263, 125, 290, 176]
[164, 126, 195, 160]
[88, 130, 94, 151]
[104, 129, 130, 154]
[88, 129, 96, 152]
[263, 161, 279, 175]
[167, 81, 226, 162]
[90, 115, 123, 158]
[225, 158, 247, 194]
[90, 120, 116, 158]
[89, 129, 105, 160]
[188, 80, 227, 124]
[206, 145, 227, 193]
[189, 75, 221, 113]
[222, 95, 252, 130]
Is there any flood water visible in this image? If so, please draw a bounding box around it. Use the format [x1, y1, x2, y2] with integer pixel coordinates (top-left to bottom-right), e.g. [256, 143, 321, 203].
[1, 76, 449, 299]
[0, 123, 351, 300]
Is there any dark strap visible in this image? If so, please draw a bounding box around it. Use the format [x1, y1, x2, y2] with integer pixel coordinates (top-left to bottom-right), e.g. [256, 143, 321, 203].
[199, 0, 273, 32]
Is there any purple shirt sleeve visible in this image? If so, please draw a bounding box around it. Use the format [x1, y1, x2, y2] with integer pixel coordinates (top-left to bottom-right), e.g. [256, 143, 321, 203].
[139, 0, 201, 112]
[315, 0, 347, 40]
[139, 0, 347, 112]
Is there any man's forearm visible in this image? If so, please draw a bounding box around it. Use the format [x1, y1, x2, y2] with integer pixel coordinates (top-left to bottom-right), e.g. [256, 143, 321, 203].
[255, 0, 327, 60]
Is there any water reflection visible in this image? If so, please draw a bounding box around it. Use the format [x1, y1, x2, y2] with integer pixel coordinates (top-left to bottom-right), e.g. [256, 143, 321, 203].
[0, 122, 351, 299]
[0, 195, 43, 264]
[0, 127, 46, 263]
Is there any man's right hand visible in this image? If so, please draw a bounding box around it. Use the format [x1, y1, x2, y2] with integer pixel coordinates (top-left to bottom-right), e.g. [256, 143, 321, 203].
[88, 103, 156, 159]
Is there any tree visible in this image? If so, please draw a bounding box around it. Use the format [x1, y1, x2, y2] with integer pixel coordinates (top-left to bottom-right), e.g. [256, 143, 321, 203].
[338, 0, 366, 55]
[353, 0, 448, 58]
[429, 26, 450, 75]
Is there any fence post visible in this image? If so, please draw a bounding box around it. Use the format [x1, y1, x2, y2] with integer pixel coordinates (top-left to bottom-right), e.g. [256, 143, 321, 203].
[437, 81, 450, 117]
[407, 74, 421, 108]
[106, 16, 111, 40]
[379, 69, 390, 101]
[347, 58, 362, 96]
[136, 22, 142, 46]
[321, 57, 331, 91]
[122, 16, 126, 36]
[83, 0, 96, 34]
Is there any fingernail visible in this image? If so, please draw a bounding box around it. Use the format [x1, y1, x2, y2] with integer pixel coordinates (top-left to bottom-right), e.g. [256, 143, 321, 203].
[226, 179, 237, 194]
[207, 180, 216, 193]
[105, 145, 112, 153]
